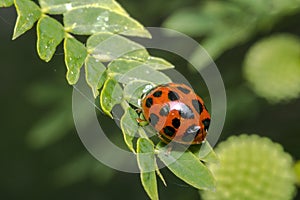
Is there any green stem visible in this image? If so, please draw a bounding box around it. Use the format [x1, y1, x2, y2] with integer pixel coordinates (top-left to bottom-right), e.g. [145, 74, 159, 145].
[138, 127, 148, 138]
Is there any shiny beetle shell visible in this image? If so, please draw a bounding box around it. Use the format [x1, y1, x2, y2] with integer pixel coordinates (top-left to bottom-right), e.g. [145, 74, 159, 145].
[141, 83, 210, 144]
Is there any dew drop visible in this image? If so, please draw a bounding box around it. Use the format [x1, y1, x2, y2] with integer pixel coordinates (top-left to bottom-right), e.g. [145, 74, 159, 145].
[97, 16, 102, 21]
[65, 3, 72, 11]
[104, 17, 109, 22]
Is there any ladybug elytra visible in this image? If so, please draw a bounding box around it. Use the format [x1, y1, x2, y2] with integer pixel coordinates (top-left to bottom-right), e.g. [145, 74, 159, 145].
[140, 83, 210, 145]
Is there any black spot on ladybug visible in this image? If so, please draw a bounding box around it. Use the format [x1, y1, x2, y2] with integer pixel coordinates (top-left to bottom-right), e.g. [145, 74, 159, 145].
[159, 104, 170, 116]
[145, 98, 153, 108]
[177, 86, 190, 94]
[192, 99, 203, 115]
[163, 126, 176, 137]
[153, 90, 162, 97]
[182, 125, 201, 142]
[179, 104, 194, 119]
[149, 113, 159, 126]
[172, 118, 181, 129]
[202, 118, 210, 131]
[168, 91, 179, 101]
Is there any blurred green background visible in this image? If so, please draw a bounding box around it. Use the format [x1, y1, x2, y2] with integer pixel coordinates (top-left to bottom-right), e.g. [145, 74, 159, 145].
[1, 0, 300, 199]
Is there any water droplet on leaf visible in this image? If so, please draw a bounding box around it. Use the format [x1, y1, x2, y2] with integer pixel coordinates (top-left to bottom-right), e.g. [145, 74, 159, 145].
[65, 3, 72, 11]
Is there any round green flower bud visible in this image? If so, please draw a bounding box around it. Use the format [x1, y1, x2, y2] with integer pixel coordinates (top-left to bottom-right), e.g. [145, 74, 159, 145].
[201, 134, 296, 200]
[295, 161, 300, 186]
[243, 34, 300, 103]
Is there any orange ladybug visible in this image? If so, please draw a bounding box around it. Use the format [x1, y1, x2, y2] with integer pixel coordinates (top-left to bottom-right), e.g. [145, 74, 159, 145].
[140, 83, 210, 144]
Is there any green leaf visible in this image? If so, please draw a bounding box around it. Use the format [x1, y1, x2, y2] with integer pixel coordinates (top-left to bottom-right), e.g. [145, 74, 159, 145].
[117, 65, 172, 85]
[37, 16, 65, 62]
[64, 35, 87, 85]
[155, 166, 167, 187]
[27, 109, 72, 148]
[0, 0, 13, 7]
[87, 32, 148, 62]
[53, 154, 93, 186]
[295, 161, 300, 185]
[53, 154, 113, 186]
[108, 59, 142, 79]
[13, 0, 41, 40]
[120, 107, 139, 153]
[64, 6, 151, 38]
[26, 82, 70, 106]
[121, 49, 150, 62]
[137, 138, 159, 200]
[190, 141, 219, 164]
[107, 58, 172, 86]
[123, 80, 153, 108]
[100, 77, 123, 118]
[165, 1, 256, 69]
[39, 0, 128, 16]
[163, 8, 212, 36]
[146, 56, 174, 70]
[85, 55, 107, 98]
[157, 143, 215, 191]
[190, 25, 253, 70]
[229, 0, 298, 16]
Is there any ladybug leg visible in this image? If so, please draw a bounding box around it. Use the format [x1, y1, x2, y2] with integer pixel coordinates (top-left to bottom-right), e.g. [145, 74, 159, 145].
[166, 144, 173, 155]
[135, 108, 142, 114]
[136, 112, 149, 126]
[157, 135, 173, 155]
[137, 118, 148, 126]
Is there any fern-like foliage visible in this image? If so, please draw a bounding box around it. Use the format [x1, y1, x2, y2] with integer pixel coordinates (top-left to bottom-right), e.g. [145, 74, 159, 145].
[1, 0, 217, 199]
